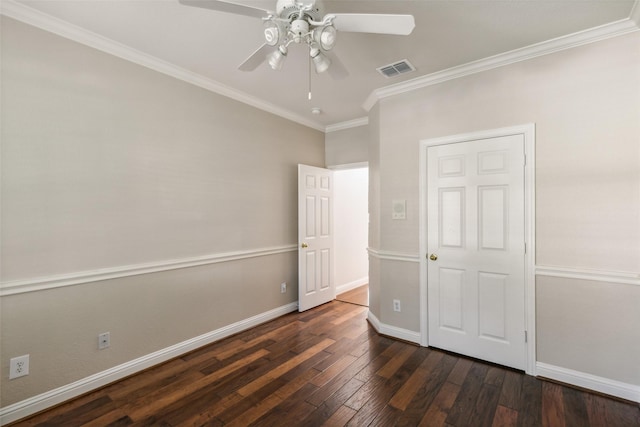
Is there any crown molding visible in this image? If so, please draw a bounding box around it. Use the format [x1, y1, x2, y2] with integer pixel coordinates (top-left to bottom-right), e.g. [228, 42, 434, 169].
[325, 117, 369, 133]
[0, 0, 325, 132]
[363, 17, 640, 111]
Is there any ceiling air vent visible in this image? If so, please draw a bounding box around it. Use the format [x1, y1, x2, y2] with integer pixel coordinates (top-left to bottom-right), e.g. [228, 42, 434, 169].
[377, 59, 416, 78]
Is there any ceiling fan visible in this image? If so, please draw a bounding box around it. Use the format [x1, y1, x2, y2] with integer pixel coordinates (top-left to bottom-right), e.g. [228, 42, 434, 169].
[179, 0, 415, 79]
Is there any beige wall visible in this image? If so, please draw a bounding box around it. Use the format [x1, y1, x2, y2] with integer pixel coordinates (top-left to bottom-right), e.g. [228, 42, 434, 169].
[1, 17, 324, 406]
[369, 32, 640, 383]
[325, 124, 369, 168]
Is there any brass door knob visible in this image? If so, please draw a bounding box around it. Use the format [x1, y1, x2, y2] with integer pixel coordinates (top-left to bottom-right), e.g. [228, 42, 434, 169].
[301, 243, 308, 248]
[429, 254, 438, 261]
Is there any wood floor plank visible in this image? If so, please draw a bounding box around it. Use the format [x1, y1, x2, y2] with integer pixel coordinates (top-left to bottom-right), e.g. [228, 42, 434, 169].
[492, 405, 519, 427]
[499, 370, 523, 410]
[346, 344, 427, 427]
[322, 405, 357, 426]
[395, 353, 458, 427]
[236, 338, 334, 397]
[518, 374, 543, 427]
[311, 354, 358, 387]
[542, 381, 566, 427]
[300, 378, 365, 426]
[389, 349, 442, 410]
[335, 284, 369, 307]
[445, 362, 490, 425]
[305, 348, 384, 407]
[471, 383, 502, 427]
[562, 385, 590, 427]
[216, 378, 288, 424]
[330, 305, 368, 326]
[250, 382, 319, 426]
[369, 404, 403, 426]
[485, 366, 507, 387]
[31, 395, 116, 426]
[417, 381, 461, 427]
[376, 344, 418, 379]
[10, 301, 640, 427]
[584, 391, 640, 426]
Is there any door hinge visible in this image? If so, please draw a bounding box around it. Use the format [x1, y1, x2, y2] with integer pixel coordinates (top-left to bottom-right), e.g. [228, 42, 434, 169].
[525, 331, 528, 343]
[524, 242, 527, 254]
[524, 154, 527, 166]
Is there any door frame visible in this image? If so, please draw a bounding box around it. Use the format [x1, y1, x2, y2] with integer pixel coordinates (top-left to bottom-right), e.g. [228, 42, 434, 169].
[418, 124, 536, 375]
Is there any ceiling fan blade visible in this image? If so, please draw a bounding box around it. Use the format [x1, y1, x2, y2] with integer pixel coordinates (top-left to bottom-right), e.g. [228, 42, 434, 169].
[178, 0, 270, 19]
[327, 53, 349, 80]
[331, 14, 415, 35]
[238, 44, 271, 71]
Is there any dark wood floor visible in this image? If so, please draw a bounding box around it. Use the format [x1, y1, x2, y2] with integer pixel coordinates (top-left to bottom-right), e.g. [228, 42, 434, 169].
[11, 301, 639, 426]
[336, 284, 369, 307]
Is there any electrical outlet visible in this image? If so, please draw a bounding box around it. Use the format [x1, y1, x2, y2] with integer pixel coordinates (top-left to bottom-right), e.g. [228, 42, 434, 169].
[393, 299, 401, 312]
[98, 332, 110, 350]
[280, 282, 287, 293]
[9, 355, 29, 379]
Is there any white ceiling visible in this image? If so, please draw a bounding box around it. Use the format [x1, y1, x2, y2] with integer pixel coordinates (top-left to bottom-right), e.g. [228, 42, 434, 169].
[5, 0, 639, 130]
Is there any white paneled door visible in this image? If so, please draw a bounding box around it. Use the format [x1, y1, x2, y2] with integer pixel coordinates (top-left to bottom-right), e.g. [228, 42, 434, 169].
[427, 135, 526, 370]
[298, 164, 335, 312]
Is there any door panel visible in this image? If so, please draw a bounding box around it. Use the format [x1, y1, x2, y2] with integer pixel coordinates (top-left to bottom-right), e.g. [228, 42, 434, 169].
[427, 135, 525, 370]
[298, 164, 335, 312]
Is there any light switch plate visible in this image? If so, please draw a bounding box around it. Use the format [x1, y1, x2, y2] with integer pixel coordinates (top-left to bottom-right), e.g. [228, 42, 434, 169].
[392, 199, 406, 220]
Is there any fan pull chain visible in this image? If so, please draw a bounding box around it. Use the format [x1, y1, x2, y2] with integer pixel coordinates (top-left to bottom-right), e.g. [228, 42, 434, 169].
[308, 47, 312, 100]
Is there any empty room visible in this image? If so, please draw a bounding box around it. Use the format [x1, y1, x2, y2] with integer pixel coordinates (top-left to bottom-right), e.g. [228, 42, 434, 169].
[1, 0, 639, 425]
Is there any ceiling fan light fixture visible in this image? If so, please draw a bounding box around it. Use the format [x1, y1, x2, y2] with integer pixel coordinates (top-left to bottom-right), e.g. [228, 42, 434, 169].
[310, 48, 331, 73]
[263, 20, 283, 46]
[268, 45, 288, 70]
[313, 24, 337, 51]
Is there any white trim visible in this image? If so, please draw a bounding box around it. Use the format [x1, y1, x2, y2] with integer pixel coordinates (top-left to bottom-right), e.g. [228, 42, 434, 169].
[0, 302, 298, 425]
[325, 117, 369, 133]
[327, 162, 369, 171]
[419, 124, 536, 375]
[536, 266, 640, 286]
[0, 1, 324, 132]
[631, 0, 640, 27]
[536, 362, 640, 403]
[363, 18, 639, 111]
[0, 245, 297, 297]
[336, 276, 369, 295]
[367, 248, 420, 263]
[367, 311, 421, 345]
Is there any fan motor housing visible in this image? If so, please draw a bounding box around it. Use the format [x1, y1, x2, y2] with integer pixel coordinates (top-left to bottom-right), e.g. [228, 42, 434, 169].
[276, 0, 323, 21]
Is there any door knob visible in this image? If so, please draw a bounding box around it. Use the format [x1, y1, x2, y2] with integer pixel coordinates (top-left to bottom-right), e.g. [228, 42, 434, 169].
[301, 243, 308, 248]
[429, 253, 438, 261]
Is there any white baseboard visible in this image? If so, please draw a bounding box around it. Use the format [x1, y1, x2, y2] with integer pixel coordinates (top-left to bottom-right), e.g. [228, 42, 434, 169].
[0, 302, 298, 425]
[536, 362, 640, 403]
[367, 311, 421, 345]
[336, 277, 368, 295]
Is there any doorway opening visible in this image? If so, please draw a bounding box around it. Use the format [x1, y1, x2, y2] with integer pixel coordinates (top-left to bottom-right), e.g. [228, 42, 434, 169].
[333, 166, 369, 307]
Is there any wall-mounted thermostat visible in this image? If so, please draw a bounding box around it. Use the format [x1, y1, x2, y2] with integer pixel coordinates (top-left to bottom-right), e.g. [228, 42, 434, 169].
[392, 199, 406, 220]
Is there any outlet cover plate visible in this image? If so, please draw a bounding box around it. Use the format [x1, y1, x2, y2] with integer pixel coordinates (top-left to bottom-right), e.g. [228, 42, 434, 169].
[98, 332, 110, 350]
[392, 200, 406, 220]
[9, 355, 30, 379]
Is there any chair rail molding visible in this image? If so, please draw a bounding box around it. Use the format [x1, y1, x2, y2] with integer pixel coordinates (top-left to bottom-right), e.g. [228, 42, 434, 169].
[535, 265, 640, 286]
[0, 244, 298, 297]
